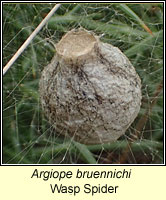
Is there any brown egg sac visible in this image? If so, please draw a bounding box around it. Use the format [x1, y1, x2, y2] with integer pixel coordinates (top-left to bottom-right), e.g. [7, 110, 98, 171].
[39, 29, 142, 144]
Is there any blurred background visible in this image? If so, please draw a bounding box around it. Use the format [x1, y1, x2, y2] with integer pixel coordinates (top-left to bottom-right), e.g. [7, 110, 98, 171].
[3, 3, 163, 164]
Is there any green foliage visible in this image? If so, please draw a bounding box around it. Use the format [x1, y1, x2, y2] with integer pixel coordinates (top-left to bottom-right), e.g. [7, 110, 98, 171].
[3, 3, 163, 164]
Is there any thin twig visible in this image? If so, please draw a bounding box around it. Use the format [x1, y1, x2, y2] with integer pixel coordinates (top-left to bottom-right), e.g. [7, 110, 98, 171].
[3, 4, 61, 76]
[134, 79, 163, 137]
[116, 79, 163, 164]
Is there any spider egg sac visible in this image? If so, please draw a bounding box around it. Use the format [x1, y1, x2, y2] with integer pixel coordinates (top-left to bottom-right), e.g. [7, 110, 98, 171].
[39, 29, 142, 144]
